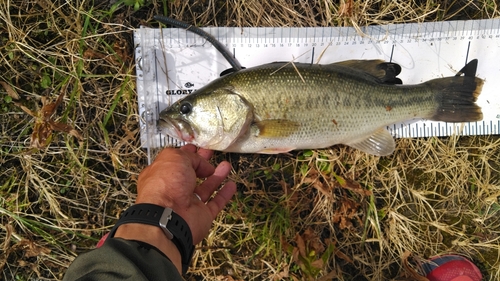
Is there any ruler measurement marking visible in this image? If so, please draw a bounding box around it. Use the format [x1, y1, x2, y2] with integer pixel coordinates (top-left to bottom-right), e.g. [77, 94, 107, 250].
[224, 27, 227, 49]
[465, 41, 471, 65]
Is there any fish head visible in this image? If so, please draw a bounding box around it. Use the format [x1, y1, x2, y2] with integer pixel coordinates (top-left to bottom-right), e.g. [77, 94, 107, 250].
[157, 87, 253, 151]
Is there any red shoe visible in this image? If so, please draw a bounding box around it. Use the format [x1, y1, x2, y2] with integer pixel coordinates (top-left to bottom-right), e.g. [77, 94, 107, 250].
[421, 255, 482, 281]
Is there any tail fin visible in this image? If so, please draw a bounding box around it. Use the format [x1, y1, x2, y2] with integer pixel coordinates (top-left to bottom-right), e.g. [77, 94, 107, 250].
[426, 60, 483, 122]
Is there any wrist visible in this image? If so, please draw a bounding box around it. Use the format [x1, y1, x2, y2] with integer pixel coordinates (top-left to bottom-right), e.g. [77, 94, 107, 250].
[106, 204, 194, 274]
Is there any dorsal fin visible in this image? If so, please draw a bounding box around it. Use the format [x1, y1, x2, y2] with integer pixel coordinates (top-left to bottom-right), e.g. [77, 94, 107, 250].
[332, 59, 402, 85]
[220, 67, 246, 77]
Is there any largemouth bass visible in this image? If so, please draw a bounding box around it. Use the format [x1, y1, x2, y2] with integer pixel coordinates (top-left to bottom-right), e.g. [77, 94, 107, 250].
[158, 59, 483, 156]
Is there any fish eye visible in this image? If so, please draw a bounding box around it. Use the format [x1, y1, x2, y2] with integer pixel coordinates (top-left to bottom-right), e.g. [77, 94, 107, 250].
[179, 102, 192, 115]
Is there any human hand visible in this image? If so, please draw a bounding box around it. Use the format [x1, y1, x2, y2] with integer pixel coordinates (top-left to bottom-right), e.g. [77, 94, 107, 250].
[135, 144, 237, 244]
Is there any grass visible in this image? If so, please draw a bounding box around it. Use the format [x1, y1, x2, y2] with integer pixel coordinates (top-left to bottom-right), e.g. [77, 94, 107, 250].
[1, 0, 499, 280]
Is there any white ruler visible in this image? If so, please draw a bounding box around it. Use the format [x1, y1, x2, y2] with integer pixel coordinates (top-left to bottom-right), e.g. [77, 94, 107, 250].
[134, 19, 500, 161]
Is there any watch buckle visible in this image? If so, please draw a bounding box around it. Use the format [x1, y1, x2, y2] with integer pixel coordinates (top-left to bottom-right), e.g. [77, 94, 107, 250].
[159, 207, 174, 239]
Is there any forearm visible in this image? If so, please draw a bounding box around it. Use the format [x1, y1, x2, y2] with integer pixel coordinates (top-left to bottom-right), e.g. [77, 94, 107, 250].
[114, 223, 182, 273]
[63, 238, 183, 281]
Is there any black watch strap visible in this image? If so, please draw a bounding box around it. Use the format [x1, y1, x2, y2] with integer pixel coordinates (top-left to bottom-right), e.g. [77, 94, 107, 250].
[107, 203, 194, 274]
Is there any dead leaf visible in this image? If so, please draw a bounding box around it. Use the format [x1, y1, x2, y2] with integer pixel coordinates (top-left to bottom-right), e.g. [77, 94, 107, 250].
[310, 258, 324, 268]
[333, 198, 361, 229]
[49, 120, 83, 140]
[83, 49, 106, 60]
[334, 173, 372, 196]
[0, 224, 14, 272]
[335, 249, 354, 264]
[0, 81, 20, 99]
[303, 177, 332, 198]
[112, 38, 131, 64]
[294, 232, 307, 258]
[16, 240, 51, 258]
[303, 228, 325, 254]
[13, 85, 83, 148]
[24, 242, 51, 258]
[317, 270, 338, 281]
[271, 267, 289, 280]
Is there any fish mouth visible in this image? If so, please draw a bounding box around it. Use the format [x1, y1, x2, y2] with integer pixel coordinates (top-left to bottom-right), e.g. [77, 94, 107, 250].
[157, 117, 195, 142]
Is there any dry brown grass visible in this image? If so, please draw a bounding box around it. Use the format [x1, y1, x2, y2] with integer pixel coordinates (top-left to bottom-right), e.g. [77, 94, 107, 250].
[1, 0, 499, 280]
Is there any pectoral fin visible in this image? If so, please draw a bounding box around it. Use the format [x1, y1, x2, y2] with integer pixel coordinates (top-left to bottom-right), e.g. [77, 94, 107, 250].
[346, 128, 395, 156]
[252, 119, 300, 138]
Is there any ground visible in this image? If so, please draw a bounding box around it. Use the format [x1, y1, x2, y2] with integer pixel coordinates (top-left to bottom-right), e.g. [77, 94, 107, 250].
[0, 1, 499, 280]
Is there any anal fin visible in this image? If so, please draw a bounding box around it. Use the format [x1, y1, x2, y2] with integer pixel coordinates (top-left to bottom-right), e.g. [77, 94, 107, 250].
[346, 128, 395, 156]
[257, 147, 295, 154]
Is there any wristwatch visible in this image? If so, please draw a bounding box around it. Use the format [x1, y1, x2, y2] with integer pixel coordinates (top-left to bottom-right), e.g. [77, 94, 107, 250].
[107, 203, 194, 274]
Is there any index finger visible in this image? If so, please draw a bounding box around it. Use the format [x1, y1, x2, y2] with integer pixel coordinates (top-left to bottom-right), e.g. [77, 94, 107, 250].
[180, 144, 214, 160]
[155, 147, 215, 179]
